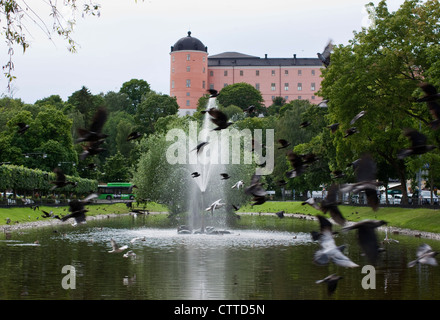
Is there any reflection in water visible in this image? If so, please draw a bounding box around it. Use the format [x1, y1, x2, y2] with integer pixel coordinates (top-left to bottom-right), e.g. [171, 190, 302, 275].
[0, 215, 439, 300]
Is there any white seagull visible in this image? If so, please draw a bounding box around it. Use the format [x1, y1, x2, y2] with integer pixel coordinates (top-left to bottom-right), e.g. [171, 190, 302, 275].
[231, 180, 244, 189]
[108, 238, 129, 253]
[205, 199, 226, 214]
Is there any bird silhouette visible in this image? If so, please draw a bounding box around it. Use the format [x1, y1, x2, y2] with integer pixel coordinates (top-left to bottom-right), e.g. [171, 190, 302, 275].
[407, 243, 438, 267]
[208, 89, 219, 98]
[316, 274, 343, 296]
[343, 219, 387, 265]
[127, 131, 142, 141]
[61, 193, 97, 225]
[300, 121, 311, 128]
[313, 215, 359, 268]
[41, 210, 53, 218]
[285, 151, 306, 178]
[208, 108, 233, 130]
[328, 123, 340, 133]
[397, 129, 436, 159]
[275, 210, 285, 218]
[191, 172, 200, 178]
[245, 174, 267, 206]
[75, 107, 108, 143]
[416, 83, 440, 129]
[220, 173, 230, 180]
[205, 199, 226, 215]
[192, 141, 209, 154]
[317, 40, 333, 68]
[277, 139, 291, 149]
[302, 197, 322, 211]
[340, 153, 380, 211]
[51, 168, 78, 190]
[244, 105, 256, 113]
[79, 139, 106, 161]
[108, 238, 129, 253]
[16, 122, 30, 134]
[350, 110, 366, 125]
[416, 83, 440, 102]
[320, 184, 346, 226]
[343, 127, 357, 138]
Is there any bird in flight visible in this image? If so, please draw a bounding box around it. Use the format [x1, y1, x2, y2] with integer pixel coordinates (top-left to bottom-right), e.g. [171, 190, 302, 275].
[407, 243, 438, 268]
[397, 129, 436, 159]
[108, 238, 129, 253]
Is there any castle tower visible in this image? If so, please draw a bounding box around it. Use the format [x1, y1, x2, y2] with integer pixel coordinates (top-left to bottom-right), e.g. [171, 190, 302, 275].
[170, 31, 208, 116]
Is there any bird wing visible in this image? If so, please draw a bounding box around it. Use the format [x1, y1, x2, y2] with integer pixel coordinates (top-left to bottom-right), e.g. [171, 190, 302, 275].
[89, 107, 108, 133]
[428, 101, 440, 120]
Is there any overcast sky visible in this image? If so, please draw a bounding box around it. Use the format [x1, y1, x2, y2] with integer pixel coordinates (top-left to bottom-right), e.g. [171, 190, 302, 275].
[1, 0, 405, 104]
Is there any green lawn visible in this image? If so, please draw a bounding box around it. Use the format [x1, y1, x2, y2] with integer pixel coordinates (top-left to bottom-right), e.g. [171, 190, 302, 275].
[237, 201, 440, 233]
[0, 201, 169, 226]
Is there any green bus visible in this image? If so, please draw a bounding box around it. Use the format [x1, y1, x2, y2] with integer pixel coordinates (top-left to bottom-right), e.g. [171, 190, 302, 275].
[97, 182, 136, 200]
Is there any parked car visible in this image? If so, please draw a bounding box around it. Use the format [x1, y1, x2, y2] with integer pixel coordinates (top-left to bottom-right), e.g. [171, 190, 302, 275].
[393, 194, 402, 205]
[380, 193, 395, 205]
[420, 190, 439, 205]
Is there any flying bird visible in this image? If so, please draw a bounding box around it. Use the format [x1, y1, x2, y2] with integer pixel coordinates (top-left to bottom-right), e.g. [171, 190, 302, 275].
[208, 89, 219, 98]
[350, 110, 366, 125]
[75, 107, 108, 143]
[320, 184, 346, 226]
[416, 83, 440, 129]
[302, 197, 322, 211]
[277, 139, 291, 149]
[220, 173, 230, 180]
[342, 219, 387, 265]
[285, 151, 306, 178]
[205, 199, 226, 215]
[317, 40, 333, 68]
[79, 139, 106, 161]
[208, 108, 233, 130]
[41, 210, 53, 218]
[192, 141, 209, 154]
[416, 83, 440, 102]
[231, 180, 244, 189]
[313, 215, 359, 268]
[108, 238, 129, 253]
[51, 168, 78, 190]
[244, 105, 256, 113]
[300, 121, 311, 128]
[16, 122, 30, 134]
[61, 193, 98, 225]
[407, 243, 438, 268]
[127, 131, 142, 141]
[245, 174, 267, 206]
[316, 274, 343, 296]
[328, 123, 340, 133]
[343, 127, 358, 138]
[397, 129, 436, 159]
[191, 172, 200, 178]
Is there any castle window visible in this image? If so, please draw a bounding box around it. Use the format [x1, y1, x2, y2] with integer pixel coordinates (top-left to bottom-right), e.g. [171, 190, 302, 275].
[298, 70, 302, 76]
[255, 83, 260, 90]
[210, 70, 214, 76]
[284, 83, 289, 91]
[271, 83, 276, 91]
[224, 70, 228, 76]
[271, 70, 276, 76]
[186, 79, 191, 88]
[240, 70, 244, 76]
[186, 54, 190, 61]
[187, 66, 190, 72]
[311, 83, 316, 91]
[256, 70, 260, 76]
[297, 83, 302, 91]
[285, 70, 289, 75]
[311, 69, 315, 76]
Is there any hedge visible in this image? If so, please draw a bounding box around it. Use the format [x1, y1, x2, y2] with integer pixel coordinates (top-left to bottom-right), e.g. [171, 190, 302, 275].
[0, 164, 97, 196]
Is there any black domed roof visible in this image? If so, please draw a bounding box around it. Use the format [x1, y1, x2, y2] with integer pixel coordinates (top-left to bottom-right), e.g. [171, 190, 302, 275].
[171, 31, 207, 52]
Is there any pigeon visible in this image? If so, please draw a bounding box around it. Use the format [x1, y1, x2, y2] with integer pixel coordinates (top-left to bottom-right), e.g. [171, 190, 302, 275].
[16, 122, 30, 134]
[328, 123, 340, 133]
[331, 170, 346, 179]
[316, 274, 343, 296]
[208, 108, 233, 130]
[75, 107, 108, 143]
[301, 197, 322, 211]
[192, 141, 209, 154]
[313, 215, 359, 268]
[317, 99, 329, 108]
[285, 151, 306, 178]
[397, 129, 436, 159]
[208, 89, 219, 98]
[300, 121, 311, 128]
[251, 196, 266, 206]
[108, 238, 129, 253]
[191, 172, 200, 178]
[79, 139, 106, 161]
[342, 219, 387, 265]
[340, 153, 380, 211]
[205, 199, 226, 214]
[320, 184, 346, 226]
[61, 193, 98, 225]
[41, 210, 53, 218]
[220, 173, 230, 180]
[245, 175, 267, 206]
[350, 110, 366, 125]
[275, 210, 285, 218]
[416, 83, 440, 102]
[231, 180, 244, 189]
[317, 40, 333, 68]
[277, 139, 291, 149]
[127, 131, 142, 141]
[51, 168, 78, 190]
[244, 105, 256, 113]
[407, 243, 438, 268]
[343, 127, 358, 138]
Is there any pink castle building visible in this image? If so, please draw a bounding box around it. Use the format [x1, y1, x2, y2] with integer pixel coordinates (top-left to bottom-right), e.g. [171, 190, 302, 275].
[170, 32, 324, 116]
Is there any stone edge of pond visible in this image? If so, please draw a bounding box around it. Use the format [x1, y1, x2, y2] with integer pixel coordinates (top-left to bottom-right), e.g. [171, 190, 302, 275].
[2, 210, 440, 241]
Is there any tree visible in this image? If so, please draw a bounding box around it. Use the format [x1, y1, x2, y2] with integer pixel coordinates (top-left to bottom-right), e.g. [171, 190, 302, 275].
[68, 86, 104, 125]
[319, 0, 440, 204]
[1, 1, 101, 88]
[119, 79, 151, 114]
[102, 152, 131, 183]
[135, 91, 179, 135]
[216, 82, 265, 114]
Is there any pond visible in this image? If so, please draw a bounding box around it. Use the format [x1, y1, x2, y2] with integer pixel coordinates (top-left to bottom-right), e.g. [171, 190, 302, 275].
[0, 214, 439, 301]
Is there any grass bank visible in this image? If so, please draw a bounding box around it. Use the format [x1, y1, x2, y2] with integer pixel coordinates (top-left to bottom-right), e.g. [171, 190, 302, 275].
[236, 201, 440, 234]
[0, 201, 168, 226]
